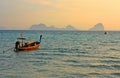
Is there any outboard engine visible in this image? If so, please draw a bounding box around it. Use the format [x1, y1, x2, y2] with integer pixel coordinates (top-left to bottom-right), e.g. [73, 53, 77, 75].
[15, 41, 20, 51]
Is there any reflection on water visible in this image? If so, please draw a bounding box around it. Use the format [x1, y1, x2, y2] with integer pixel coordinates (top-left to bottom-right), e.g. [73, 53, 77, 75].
[0, 30, 120, 78]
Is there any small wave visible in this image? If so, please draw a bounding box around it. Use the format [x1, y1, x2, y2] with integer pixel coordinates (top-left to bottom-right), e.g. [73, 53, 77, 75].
[69, 64, 113, 69]
[34, 56, 53, 60]
[89, 65, 112, 69]
[39, 48, 58, 51]
[109, 48, 120, 51]
[52, 53, 67, 56]
[70, 73, 88, 77]
[40, 48, 84, 53]
[64, 60, 80, 63]
[110, 41, 119, 43]
[69, 64, 82, 67]
[58, 48, 80, 53]
[35, 52, 50, 56]
[111, 73, 120, 77]
[1, 75, 23, 78]
[32, 60, 49, 66]
[104, 56, 120, 59]
[111, 65, 120, 69]
[88, 73, 101, 75]
[36, 69, 49, 72]
[75, 54, 102, 58]
[100, 60, 120, 64]
[88, 73, 113, 78]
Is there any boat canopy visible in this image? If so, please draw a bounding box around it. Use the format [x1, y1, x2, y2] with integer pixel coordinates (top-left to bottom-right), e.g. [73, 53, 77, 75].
[27, 40, 36, 44]
[17, 37, 36, 44]
[17, 37, 27, 40]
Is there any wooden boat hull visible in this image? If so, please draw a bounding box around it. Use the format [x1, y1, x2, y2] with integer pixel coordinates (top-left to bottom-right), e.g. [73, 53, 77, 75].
[16, 44, 40, 51]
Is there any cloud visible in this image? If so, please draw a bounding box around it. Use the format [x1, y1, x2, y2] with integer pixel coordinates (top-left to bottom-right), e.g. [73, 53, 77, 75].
[23, 0, 67, 10]
[23, 0, 52, 6]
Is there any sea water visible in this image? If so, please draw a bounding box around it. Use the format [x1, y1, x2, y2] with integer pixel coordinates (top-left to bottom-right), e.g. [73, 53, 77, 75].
[0, 30, 120, 78]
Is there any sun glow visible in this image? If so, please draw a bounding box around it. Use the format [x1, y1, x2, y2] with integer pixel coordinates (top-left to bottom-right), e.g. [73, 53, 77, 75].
[0, 0, 120, 30]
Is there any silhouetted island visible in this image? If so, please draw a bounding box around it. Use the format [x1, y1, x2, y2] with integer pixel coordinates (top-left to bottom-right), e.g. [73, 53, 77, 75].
[29, 23, 76, 30]
[89, 23, 104, 31]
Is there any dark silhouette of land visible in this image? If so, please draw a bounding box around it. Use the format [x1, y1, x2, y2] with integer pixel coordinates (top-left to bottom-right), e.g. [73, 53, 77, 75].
[29, 23, 76, 30]
[89, 23, 104, 31]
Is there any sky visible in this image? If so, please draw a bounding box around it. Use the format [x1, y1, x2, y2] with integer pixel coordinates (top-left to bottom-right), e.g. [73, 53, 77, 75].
[0, 0, 120, 30]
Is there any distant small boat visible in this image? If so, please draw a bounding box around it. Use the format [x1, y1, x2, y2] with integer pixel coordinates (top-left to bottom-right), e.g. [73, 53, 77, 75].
[14, 34, 42, 52]
[104, 31, 108, 35]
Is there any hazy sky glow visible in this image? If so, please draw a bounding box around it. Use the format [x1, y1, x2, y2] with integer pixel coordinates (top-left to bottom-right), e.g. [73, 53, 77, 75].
[0, 0, 120, 30]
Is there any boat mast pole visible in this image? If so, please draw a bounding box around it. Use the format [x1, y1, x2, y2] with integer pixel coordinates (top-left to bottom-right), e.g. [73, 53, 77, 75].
[20, 33, 23, 46]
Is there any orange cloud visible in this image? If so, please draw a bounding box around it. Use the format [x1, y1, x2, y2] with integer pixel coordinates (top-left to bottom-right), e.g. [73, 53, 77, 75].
[23, 0, 52, 6]
[23, 0, 68, 9]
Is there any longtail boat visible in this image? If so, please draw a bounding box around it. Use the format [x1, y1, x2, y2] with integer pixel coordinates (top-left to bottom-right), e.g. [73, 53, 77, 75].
[14, 34, 42, 52]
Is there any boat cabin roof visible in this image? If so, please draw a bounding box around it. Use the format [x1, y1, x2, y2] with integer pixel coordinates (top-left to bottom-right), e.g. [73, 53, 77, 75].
[17, 37, 27, 40]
